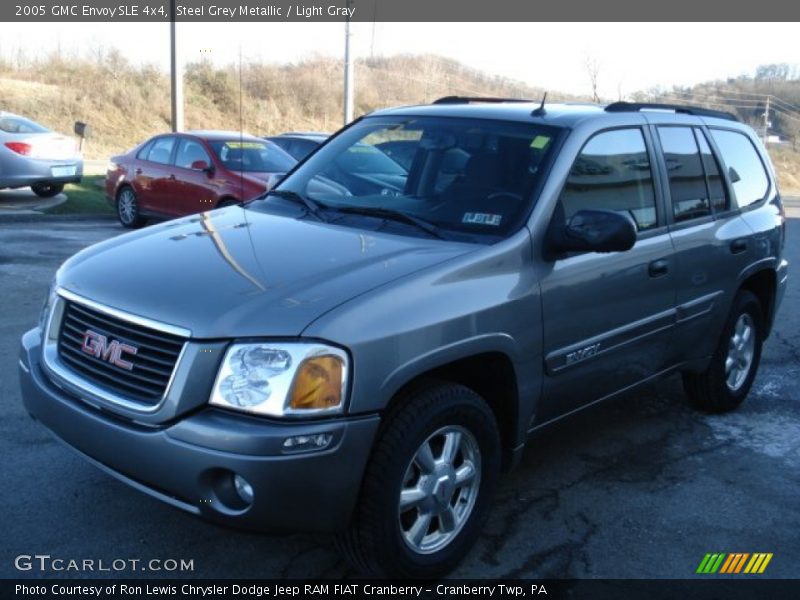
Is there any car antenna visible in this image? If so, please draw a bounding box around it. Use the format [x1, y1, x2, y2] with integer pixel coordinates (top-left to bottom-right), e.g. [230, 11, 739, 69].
[531, 92, 547, 117]
[239, 44, 244, 204]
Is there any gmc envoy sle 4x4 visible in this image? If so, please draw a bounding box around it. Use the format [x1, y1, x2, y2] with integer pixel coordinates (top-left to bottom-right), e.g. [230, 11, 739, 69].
[19, 99, 787, 577]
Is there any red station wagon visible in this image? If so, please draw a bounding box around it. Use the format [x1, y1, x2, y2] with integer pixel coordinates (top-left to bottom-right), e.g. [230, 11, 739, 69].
[105, 131, 296, 227]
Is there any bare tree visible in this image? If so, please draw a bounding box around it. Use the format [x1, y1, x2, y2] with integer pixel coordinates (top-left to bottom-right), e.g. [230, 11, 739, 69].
[585, 56, 601, 102]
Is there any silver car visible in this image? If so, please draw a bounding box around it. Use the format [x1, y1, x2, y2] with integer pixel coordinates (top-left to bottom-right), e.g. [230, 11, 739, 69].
[0, 111, 83, 197]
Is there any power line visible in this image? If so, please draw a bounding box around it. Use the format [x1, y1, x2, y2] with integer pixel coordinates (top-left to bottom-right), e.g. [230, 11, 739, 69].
[768, 95, 800, 112]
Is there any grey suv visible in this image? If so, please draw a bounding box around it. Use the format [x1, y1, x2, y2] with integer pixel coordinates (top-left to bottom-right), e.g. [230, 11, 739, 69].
[18, 99, 788, 577]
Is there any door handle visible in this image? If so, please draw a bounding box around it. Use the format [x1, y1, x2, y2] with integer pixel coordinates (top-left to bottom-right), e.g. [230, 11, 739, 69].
[730, 239, 748, 254]
[648, 259, 670, 278]
[168, 174, 176, 180]
[134, 168, 143, 175]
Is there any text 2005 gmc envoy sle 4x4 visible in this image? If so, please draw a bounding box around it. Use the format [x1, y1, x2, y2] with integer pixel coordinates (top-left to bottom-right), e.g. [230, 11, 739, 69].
[19, 99, 788, 577]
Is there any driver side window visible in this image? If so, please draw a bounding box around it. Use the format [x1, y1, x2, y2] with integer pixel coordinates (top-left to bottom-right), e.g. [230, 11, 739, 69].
[559, 128, 657, 232]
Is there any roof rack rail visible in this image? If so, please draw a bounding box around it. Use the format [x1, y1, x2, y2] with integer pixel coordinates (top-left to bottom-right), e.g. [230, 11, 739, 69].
[605, 101, 738, 122]
[432, 96, 534, 105]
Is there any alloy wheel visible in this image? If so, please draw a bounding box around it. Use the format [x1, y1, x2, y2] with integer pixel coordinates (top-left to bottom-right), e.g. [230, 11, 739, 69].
[398, 425, 481, 554]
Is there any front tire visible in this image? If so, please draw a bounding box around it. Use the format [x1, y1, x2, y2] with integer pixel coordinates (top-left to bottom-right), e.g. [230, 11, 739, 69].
[116, 187, 147, 229]
[338, 381, 500, 578]
[31, 183, 64, 198]
[683, 290, 764, 413]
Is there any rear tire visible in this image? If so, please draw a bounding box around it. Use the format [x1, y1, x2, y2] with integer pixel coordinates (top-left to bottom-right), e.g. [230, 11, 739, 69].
[216, 198, 240, 208]
[337, 381, 501, 578]
[31, 183, 64, 198]
[682, 290, 764, 413]
[116, 187, 147, 229]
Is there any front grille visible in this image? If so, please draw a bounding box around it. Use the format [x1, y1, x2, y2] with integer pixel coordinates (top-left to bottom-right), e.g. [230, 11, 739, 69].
[57, 301, 185, 405]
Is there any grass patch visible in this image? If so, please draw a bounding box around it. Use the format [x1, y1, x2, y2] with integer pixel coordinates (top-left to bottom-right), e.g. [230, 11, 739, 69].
[46, 175, 114, 215]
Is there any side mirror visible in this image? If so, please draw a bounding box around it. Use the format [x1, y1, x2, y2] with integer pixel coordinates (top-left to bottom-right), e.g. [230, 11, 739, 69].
[551, 209, 637, 254]
[191, 160, 214, 175]
[728, 166, 741, 184]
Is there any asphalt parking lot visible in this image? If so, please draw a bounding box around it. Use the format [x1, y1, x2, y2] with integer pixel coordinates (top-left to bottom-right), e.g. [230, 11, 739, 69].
[1, 212, 798, 579]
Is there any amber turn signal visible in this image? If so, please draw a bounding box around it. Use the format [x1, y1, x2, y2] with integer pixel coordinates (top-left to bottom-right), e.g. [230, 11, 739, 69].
[289, 356, 344, 410]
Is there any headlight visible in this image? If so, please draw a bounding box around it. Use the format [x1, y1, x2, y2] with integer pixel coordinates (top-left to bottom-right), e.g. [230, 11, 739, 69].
[38, 278, 58, 332]
[210, 342, 349, 417]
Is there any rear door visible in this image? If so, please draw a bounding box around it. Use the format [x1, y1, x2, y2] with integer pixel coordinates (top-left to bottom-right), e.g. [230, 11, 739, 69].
[537, 126, 677, 421]
[137, 135, 179, 215]
[651, 123, 756, 364]
[172, 137, 218, 214]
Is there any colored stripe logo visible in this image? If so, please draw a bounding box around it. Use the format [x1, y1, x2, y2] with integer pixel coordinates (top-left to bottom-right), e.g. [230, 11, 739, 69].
[696, 553, 773, 574]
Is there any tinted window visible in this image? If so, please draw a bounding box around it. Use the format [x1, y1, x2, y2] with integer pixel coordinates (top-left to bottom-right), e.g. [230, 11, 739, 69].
[175, 138, 211, 170]
[274, 116, 560, 240]
[560, 128, 657, 231]
[146, 137, 176, 165]
[695, 129, 728, 212]
[0, 116, 48, 134]
[291, 139, 322, 161]
[209, 140, 295, 172]
[658, 127, 711, 222]
[710, 129, 769, 208]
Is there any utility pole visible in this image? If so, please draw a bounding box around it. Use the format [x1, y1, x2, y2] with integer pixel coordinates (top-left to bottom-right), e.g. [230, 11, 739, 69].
[763, 95, 770, 145]
[343, 0, 354, 125]
[170, 0, 184, 132]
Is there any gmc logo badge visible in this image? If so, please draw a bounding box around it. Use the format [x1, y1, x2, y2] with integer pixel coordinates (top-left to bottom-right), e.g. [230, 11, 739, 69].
[81, 330, 138, 371]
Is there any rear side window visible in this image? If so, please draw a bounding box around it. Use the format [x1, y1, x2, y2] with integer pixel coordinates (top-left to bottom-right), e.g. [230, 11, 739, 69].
[136, 140, 154, 160]
[658, 127, 711, 222]
[709, 129, 769, 208]
[146, 137, 176, 165]
[695, 130, 728, 212]
[560, 128, 657, 231]
[175, 139, 211, 169]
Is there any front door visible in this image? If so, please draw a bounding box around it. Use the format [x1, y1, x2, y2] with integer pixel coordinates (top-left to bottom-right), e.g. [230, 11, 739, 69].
[537, 127, 677, 422]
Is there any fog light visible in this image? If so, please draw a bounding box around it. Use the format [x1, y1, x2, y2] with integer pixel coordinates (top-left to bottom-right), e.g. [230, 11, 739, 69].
[282, 433, 333, 452]
[233, 474, 254, 504]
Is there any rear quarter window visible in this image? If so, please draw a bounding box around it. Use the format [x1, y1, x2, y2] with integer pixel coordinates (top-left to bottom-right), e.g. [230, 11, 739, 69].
[709, 129, 770, 209]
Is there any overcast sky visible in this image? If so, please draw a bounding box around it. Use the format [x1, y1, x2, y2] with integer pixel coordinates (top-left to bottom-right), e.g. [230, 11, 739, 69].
[2, 22, 799, 97]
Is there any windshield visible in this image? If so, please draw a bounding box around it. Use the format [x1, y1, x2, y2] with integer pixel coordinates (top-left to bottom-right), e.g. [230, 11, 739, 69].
[334, 143, 407, 175]
[209, 140, 295, 173]
[271, 116, 560, 241]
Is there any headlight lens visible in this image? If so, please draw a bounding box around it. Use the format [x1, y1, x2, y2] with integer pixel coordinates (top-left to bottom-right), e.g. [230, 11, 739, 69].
[289, 355, 345, 410]
[210, 343, 348, 417]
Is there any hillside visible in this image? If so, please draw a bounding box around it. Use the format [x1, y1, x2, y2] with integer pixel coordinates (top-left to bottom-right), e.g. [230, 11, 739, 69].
[0, 52, 560, 160]
[1, 52, 799, 192]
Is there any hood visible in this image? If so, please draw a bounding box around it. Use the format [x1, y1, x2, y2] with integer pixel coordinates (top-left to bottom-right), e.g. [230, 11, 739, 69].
[59, 207, 475, 339]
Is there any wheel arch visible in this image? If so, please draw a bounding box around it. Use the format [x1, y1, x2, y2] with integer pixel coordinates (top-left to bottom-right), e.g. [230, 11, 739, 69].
[379, 338, 524, 471]
[738, 265, 778, 337]
[115, 181, 135, 200]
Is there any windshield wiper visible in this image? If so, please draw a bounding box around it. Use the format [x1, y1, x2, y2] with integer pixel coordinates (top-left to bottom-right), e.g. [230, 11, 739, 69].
[334, 205, 448, 240]
[266, 190, 329, 222]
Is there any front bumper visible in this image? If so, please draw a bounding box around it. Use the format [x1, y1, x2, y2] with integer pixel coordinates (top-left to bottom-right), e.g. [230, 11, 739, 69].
[18, 328, 379, 533]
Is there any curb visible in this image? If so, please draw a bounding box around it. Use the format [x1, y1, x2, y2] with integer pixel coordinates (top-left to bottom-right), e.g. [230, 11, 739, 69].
[0, 213, 116, 223]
